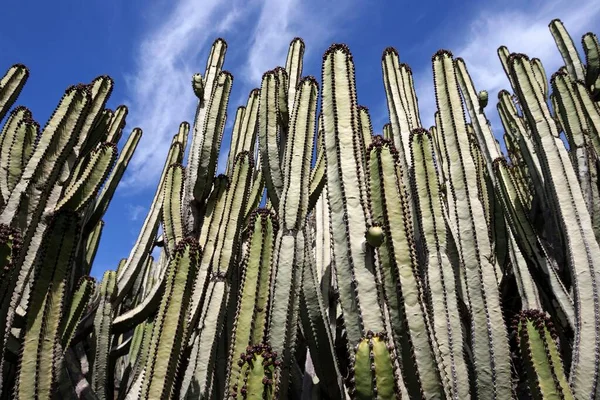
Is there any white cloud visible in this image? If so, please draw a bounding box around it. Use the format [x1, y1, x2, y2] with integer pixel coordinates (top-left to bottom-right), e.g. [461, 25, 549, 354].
[126, 204, 146, 221]
[121, 0, 249, 190]
[413, 0, 600, 142]
[243, 0, 358, 84]
[121, 0, 359, 191]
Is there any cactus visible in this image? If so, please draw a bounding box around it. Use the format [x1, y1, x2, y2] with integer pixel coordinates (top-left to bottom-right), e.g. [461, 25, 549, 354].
[3, 16, 600, 400]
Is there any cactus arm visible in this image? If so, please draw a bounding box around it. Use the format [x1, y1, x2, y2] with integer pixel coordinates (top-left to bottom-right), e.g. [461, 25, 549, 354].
[162, 163, 185, 255]
[551, 72, 595, 215]
[192, 71, 233, 204]
[433, 49, 512, 399]
[382, 47, 420, 167]
[455, 58, 502, 169]
[351, 332, 399, 400]
[227, 106, 247, 177]
[115, 138, 182, 302]
[0, 107, 35, 201]
[60, 276, 95, 352]
[15, 211, 79, 400]
[368, 136, 443, 399]
[497, 90, 544, 187]
[239, 89, 261, 162]
[243, 169, 264, 222]
[307, 146, 325, 215]
[182, 278, 228, 400]
[299, 223, 343, 399]
[493, 159, 574, 328]
[258, 71, 284, 209]
[64, 349, 101, 400]
[72, 76, 114, 159]
[0, 64, 29, 122]
[90, 270, 117, 400]
[189, 176, 229, 329]
[185, 38, 227, 222]
[410, 129, 470, 399]
[140, 238, 199, 400]
[0, 84, 90, 227]
[112, 267, 166, 334]
[266, 84, 319, 391]
[549, 19, 586, 81]
[275, 68, 290, 153]
[0, 225, 21, 303]
[124, 319, 155, 398]
[572, 81, 600, 157]
[285, 38, 305, 116]
[84, 127, 142, 234]
[498, 46, 517, 91]
[507, 226, 542, 311]
[510, 54, 600, 398]
[267, 232, 303, 397]
[55, 142, 117, 213]
[79, 108, 113, 159]
[267, 78, 324, 395]
[358, 105, 373, 150]
[322, 44, 384, 351]
[583, 32, 600, 97]
[279, 76, 317, 230]
[515, 310, 574, 400]
[224, 209, 276, 397]
[105, 105, 129, 144]
[531, 58, 549, 99]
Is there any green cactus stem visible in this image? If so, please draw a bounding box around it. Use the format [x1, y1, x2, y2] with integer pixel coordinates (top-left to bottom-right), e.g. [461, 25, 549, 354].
[225, 209, 277, 398]
[350, 331, 399, 400]
[410, 128, 470, 399]
[515, 309, 574, 400]
[163, 163, 185, 255]
[321, 43, 384, 353]
[184, 38, 227, 227]
[367, 135, 442, 399]
[0, 110, 37, 201]
[91, 270, 117, 400]
[583, 32, 600, 98]
[85, 127, 142, 234]
[116, 135, 183, 302]
[60, 276, 95, 352]
[258, 70, 285, 210]
[231, 343, 277, 400]
[433, 49, 512, 399]
[509, 52, 600, 399]
[0, 224, 21, 309]
[549, 19, 586, 81]
[140, 238, 199, 400]
[55, 142, 117, 213]
[14, 211, 79, 400]
[0, 64, 29, 122]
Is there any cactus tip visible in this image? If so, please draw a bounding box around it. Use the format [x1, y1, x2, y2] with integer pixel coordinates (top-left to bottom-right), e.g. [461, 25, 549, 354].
[323, 43, 352, 60]
[382, 46, 399, 60]
[432, 49, 453, 61]
[399, 62, 412, 74]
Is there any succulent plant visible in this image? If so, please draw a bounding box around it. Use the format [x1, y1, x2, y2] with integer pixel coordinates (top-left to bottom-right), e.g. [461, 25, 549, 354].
[1, 16, 600, 400]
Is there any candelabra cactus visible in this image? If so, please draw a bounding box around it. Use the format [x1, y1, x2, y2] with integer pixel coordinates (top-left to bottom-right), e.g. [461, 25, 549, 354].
[1, 16, 600, 400]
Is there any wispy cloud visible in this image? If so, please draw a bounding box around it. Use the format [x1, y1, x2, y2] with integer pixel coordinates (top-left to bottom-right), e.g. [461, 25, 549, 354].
[243, 0, 358, 84]
[413, 0, 600, 137]
[126, 204, 146, 222]
[123, 0, 359, 189]
[121, 0, 248, 190]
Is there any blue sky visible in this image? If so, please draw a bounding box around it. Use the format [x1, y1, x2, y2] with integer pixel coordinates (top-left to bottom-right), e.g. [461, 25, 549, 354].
[1, 0, 598, 278]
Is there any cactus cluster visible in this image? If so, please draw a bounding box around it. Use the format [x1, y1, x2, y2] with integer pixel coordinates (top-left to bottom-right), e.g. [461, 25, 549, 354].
[1, 17, 600, 400]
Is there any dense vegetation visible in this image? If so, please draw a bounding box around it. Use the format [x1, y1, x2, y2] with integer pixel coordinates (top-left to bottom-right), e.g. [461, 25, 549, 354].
[1, 17, 600, 400]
